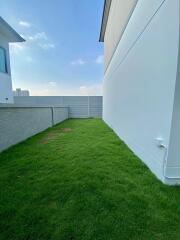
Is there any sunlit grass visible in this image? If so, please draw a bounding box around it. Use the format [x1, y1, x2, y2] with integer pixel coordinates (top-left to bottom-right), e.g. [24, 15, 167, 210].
[0, 119, 180, 240]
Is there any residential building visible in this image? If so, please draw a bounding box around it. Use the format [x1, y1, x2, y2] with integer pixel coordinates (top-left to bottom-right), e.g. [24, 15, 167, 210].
[13, 88, 30, 97]
[0, 17, 25, 103]
[100, 0, 180, 184]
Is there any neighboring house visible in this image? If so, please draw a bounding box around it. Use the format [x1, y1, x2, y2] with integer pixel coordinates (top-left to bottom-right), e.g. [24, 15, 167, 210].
[100, 0, 180, 184]
[0, 17, 25, 103]
[13, 88, 30, 97]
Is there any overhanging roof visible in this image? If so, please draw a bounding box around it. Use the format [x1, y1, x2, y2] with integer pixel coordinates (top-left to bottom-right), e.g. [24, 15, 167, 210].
[0, 17, 25, 42]
[99, 0, 138, 42]
[99, 0, 112, 42]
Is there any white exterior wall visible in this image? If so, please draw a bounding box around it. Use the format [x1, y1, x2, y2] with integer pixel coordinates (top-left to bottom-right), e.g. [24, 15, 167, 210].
[0, 32, 13, 103]
[103, 0, 180, 183]
[104, 0, 137, 70]
[165, 41, 180, 184]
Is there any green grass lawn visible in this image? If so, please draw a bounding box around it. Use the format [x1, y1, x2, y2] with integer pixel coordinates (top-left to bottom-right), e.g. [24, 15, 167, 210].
[0, 119, 180, 240]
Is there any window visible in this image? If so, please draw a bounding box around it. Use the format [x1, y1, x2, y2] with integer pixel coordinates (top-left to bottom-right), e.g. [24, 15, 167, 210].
[0, 47, 7, 73]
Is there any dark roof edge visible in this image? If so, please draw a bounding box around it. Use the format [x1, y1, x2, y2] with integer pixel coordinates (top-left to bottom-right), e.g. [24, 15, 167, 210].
[99, 0, 112, 42]
[0, 16, 25, 42]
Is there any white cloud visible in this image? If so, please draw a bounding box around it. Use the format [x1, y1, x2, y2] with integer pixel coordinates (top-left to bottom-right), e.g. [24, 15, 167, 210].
[25, 32, 55, 50]
[49, 81, 57, 87]
[79, 84, 103, 96]
[19, 21, 31, 28]
[17, 31, 55, 51]
[39, 43, 55, 50]
[28, 82, 103, 96]
[9, 42, 25, 54]
[71, 58, 86, 66]
[28, 32, 47, 41]
[95, 54, 104, 64]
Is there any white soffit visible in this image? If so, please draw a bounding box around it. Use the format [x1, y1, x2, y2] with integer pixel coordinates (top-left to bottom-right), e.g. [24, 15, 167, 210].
[0, 16, 25, 43]
[99, 0, 138, 42]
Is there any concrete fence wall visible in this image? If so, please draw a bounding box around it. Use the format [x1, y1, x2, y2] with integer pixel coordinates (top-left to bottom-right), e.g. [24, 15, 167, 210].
[0, 96, 102, 152]
[14, 96, 103, 118]
[0, 96, 102, 151]
[0, 106, 68, 152]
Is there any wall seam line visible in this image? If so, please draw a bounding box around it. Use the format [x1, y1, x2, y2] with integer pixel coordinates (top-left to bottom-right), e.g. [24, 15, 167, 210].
[105, 0, 166, 80]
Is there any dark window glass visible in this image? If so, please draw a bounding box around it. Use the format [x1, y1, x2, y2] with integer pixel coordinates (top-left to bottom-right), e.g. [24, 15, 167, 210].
[0, 47, 7, 73]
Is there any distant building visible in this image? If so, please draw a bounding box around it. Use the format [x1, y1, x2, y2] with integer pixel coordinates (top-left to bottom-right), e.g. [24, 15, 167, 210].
[0, 17, 25, 103]
[13, 88, 30, 97]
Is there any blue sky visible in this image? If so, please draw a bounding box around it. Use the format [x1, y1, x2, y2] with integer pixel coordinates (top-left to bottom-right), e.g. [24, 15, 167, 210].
[1, 0, 104, 95]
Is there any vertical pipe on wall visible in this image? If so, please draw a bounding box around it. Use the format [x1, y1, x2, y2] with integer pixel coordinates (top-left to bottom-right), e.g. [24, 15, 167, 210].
[51, 107, 54, 126]
[88, 96, 90, 118]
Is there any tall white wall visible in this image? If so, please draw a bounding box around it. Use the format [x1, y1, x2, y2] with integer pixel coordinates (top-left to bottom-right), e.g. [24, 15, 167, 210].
[0, 33, 13, 103]
[165, 38, 180, 184]
[104, 0, 137, 70]
[103, 0, 179, 183]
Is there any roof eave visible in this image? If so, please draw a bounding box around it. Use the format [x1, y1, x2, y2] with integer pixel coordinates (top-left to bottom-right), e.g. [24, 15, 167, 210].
[9, 34, 25, 43]
[0, 17, 25, 43]
[99, 0, 112, 42]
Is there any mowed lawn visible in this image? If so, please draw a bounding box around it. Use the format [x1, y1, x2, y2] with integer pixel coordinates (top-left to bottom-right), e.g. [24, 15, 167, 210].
[0, 119, 180, 240]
